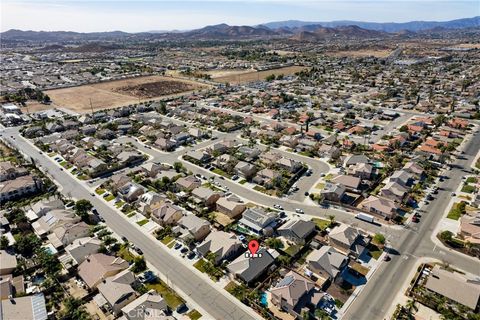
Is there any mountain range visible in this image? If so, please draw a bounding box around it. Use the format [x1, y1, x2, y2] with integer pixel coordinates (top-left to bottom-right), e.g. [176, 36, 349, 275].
[1, 16, 478, 42]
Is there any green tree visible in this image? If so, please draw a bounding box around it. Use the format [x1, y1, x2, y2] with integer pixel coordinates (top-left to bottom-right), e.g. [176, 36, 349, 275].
[265, 238, 284, 250]
[314, 309, 330, 320]
[36, 247, 61, 275]
[0, 236, 9, 249]
[131, 256, 147, 273]
[439, 230, 453, 242]
[14, 233, 41, 256]
[373, 233, 386, 245]
[328, 214, 336, 228]
[59, 297, 91, 320]
[173, 162, 184, 173]
[74, 199, 93, 220]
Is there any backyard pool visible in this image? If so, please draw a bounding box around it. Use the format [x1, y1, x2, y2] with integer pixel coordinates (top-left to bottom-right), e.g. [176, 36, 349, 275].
[260, 292, 268, 307]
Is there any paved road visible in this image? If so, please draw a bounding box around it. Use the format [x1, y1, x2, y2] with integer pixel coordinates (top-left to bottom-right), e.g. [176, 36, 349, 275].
[0, 128, 258, 320]
[344, 128, 480, 320]
[116, 135, 390, 236]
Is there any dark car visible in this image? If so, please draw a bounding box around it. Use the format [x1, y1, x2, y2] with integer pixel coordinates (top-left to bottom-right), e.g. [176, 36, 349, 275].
[176, 303, 188, 313]
[174, 243, 182, 250]
[180, 247, 188, 254]
[187, 251, 196, 259]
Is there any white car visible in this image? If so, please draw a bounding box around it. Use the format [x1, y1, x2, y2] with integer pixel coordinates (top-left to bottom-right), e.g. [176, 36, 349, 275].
[295, 208, 304, 214]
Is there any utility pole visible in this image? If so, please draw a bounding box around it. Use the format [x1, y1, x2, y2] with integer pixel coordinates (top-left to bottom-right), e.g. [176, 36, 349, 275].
[89, 98, 94, 115]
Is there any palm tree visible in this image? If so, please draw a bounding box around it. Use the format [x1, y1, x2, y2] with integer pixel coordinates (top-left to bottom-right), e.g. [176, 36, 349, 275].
[328, 214, 336, 227]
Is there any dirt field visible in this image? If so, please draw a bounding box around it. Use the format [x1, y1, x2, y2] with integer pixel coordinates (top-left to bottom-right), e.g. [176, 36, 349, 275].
[213, 66, 307, 84]
[326, 49, 392, 58]
[44, 75, 207, 113]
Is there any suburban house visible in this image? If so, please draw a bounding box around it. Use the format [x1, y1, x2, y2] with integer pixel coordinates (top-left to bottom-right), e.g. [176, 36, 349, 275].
[0, 175, 41, 202]
[118, 182, 145, 202]
[175, 214, 211, 241]
[196, 231, 243, 264]
[328, 225, 370, 258]
[227, 248, 279, 284]
[151, 203, 183, 226]
[306, 246, 349, 282]
[276, 157, 302, 173]
[234, 161, 257, 179]
[78, 253, 129, 289]
[253, 168, 281, 186]
[0, 250, 17, 275]
[238, 207, 278, 235]
[270, 271, 315, 316]
[459, 214, 480, 245]
[347, 162, 373, 179]
[191, 186, 221, 207]
[31, 209, 81, 238]
[320, 183, 346, 202]
[1, 293, 48, 320]
[175, 176, 202, 191]
[215, 196, 246, 219]
[424, 265, 480, 311]
[332, 175, 361, 191]
[0, 161, 28, 181]
[63, 237, 102, 266]
[277, 219, 316, 244]
[360, 196, 399, 219]
[97, 270, 137, 316]
[50, 221, 90, 247]
[379, 181, 408, 203]
[121, 290, 169, 320]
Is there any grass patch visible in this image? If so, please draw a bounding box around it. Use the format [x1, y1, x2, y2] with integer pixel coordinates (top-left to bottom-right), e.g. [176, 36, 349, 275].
[367, 243, 382, 260]
[312, 218, 330, 231]
[461, 185, 476, 193]
[284, 244, 302, 257]
[447, 202, 465, 220]
[213, 168, 232, 178]
[136, 219, 149, 226]
[466, 177, 477, 183]
[115, 200, 125, 208]
[95, 188, 106, 195]
[193, 259, 207, 273]
[167, 241, 176, 249]
[104, 194, 115, 201]
[335, 299, 344, 309]
[239, 179, 247, 185]
[127, 212, 136, 218]
[145, 281, 184, 309]
[48, 152, 56, 157]
[315, 182, 325, 190]
[187, 310, 202, 320]
[77, 174, 88, 180]
[324, 173, 334, 182]
[118, 246, 135, 262]
[59, 161, 68, 167]
[161, 235, 174, 245]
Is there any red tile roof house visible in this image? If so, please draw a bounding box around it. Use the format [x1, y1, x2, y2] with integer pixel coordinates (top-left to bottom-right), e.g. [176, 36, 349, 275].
[448, 118, 469, 129]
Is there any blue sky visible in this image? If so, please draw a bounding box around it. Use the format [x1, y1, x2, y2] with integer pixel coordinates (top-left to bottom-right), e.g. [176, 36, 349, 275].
[1, 1, 478, 32]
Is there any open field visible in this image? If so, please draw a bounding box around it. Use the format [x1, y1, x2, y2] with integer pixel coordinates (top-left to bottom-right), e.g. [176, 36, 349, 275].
[44, 75, 208, 113]
[327, 49, 392, 58]
[213, 65, 307, 84]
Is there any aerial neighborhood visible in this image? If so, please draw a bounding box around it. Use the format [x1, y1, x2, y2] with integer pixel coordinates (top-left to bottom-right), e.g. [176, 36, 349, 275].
[0, 11, 479, 320]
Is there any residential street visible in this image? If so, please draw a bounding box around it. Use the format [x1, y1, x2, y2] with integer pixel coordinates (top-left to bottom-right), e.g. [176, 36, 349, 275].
[343, 128, 480, 320]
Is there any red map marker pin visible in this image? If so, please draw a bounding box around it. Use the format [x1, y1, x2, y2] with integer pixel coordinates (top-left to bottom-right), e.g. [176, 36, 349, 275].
[248, 239, 259, 256]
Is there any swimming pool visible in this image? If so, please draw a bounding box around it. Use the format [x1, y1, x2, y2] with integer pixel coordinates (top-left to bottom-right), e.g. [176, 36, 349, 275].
[260, 292, 268, 307]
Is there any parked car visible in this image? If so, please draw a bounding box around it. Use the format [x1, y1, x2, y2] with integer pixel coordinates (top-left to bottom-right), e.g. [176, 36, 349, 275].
[174, 243, 182, 250]
[295, 208, 304, 214]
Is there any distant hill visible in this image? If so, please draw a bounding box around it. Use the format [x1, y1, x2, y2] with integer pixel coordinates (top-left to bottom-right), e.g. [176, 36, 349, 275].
[261, 16, 480, 32]
[1, 16, 478, 42]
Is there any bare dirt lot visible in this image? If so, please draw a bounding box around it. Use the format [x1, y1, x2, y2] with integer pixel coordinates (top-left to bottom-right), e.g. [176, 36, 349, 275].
[45, 76, 208, 113]
[212, 66, 307, 84]
[326, 49, 392, 58]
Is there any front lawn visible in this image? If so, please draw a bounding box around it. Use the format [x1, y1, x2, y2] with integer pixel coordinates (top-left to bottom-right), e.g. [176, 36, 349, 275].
[466, 177, 477, 183]
[315, 182, 325, 190]
[367, 243, 382, 260]
[447, 202, 466, 220]
[284, 244, 302, 257]
[136, 219, 149, 226]
[104, 194, 115, 201]
[161, 235, 174, 245]
[118, 246, 135, 262]
[239, 179, 247, 185]
[115, 200, 125, 208]
[461, 185, 476, 193]
[95, 188, 106, 195]
[193, 259, 207, 273]
[312, 218, 330, 231]
[213, 168, 232, 178]
[188, 310, 202, 320]
[145, 281, 184, 309]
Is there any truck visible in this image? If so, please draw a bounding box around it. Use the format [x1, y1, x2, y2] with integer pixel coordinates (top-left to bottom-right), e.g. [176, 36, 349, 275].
[355, 213, 375, 223]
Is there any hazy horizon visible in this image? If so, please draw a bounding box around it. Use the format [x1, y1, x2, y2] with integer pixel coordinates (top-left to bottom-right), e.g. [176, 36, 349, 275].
[1, 0, 479, 33]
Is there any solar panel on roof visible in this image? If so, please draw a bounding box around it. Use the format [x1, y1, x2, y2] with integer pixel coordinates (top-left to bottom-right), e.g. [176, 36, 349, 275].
[276, 275, 294, 287]
[31, 294, 48, 320]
